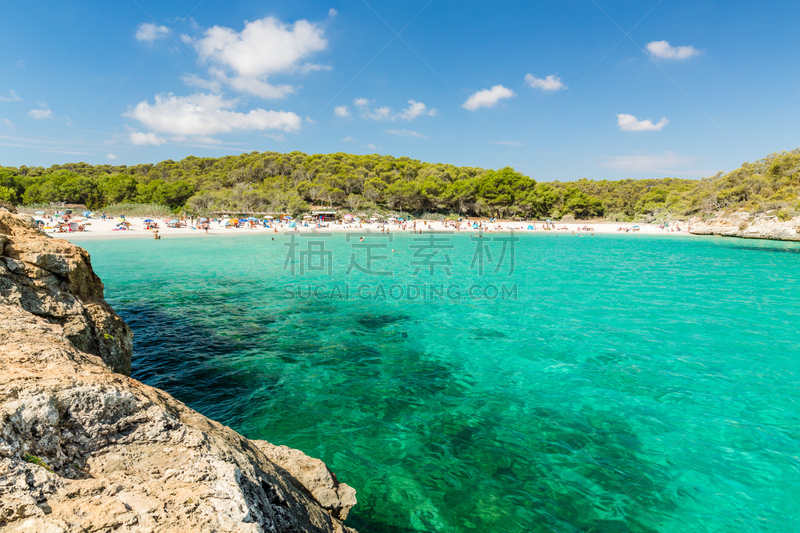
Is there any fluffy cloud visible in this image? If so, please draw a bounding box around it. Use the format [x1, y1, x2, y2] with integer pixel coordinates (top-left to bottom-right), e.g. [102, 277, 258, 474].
[188, 16, 328, 98]
[363, 106, 391, 120]
[525, 74, 566, 91]
[124, 93, 302, 138]
[397, 100, 437, 120]
[128, 131, 166, 145]
[3, 118, 14, 128]
[353, 98, 436, 121]
[617, 113, 669, 132]
[106, 153, 119, 160]
[645, 40, 699, 60]
[334, 105, 350, 117]
[462, 85, 515, 110]
[28, 108, 52, 120]
[386, 129, 426, 138]
[136, 23, 170, 42]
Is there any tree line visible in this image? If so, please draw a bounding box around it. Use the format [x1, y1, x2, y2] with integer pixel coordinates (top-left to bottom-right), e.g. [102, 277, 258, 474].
[1, 149, 798, 220]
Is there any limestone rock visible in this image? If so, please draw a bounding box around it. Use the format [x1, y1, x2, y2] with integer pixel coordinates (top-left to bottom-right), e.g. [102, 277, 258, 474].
[689, 212, 800, 241]
[0, 210, 358, 533]
[253, 441, 358, 521]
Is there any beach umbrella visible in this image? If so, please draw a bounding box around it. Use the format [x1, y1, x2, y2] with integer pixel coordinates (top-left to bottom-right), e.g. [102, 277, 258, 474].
[265, 215, 274, 219]
[65, 210, 72, 214]
[199, 218, 208, 222]
[82, 211, 92, 216]
[169, 219, 179, 224]
[35, 211, 45, 215]
[143, 219, 154, 223]
[283, 216, 292, 220]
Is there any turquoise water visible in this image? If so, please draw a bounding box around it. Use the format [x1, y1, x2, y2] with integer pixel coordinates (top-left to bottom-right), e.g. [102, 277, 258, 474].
[78, 232, 800, 532]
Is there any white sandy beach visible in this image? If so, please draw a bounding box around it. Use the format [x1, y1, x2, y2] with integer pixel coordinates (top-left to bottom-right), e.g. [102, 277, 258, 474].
[29, 214, 694, 243]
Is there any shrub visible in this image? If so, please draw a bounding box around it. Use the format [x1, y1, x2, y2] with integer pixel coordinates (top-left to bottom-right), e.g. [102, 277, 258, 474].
[24, 453, 52, 471]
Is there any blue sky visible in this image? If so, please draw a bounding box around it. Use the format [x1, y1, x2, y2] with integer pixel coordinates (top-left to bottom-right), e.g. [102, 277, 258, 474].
[1, 0, 799, 181]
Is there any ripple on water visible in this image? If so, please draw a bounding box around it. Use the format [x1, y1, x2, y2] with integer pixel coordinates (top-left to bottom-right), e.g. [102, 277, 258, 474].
[79, 233, 800, 533]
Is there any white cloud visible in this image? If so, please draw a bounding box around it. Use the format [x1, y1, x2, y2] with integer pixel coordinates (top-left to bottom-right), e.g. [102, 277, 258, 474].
[106, 153, 119, 160]
[646, 40, 699, 60]
[462, 85, 515, 110]
[386, 129, 426, 138]
[129, 131, 166, 145]
[189, 16, 328, 98]
[397, 100, 437, 120]
[28, 108, 52, 120]
[367, 144, 381, 151]
[341, 136, 354, 142]
[3, 118, 14, 128]
[1, 90, 21, 102]
[364, 106, 392, 121]
[329, 8, 338, 17]
[124, 92, 302, 137]
[353, 98, 436, 121]
[525, 73, 566, 91]
[136, 23, 171, 42]
[334, 105, 350, 117]
[600, 152, 698, 174]
[208, 67, 295, 98]
[617, 113, 669, 132]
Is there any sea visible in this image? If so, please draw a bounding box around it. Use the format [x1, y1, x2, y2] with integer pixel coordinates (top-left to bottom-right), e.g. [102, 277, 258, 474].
[78, 231, 800, 533]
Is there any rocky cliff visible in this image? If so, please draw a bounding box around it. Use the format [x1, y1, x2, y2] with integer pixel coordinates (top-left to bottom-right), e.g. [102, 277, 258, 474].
[0, 208, 357, 532]
[689, 211, 800, 241]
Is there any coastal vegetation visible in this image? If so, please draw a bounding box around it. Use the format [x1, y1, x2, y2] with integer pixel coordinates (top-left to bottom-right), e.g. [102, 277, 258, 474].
[1, 148, 798, 220]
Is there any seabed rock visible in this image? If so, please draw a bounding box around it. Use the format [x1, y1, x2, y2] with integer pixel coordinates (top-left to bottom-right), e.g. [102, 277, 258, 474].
[0, 207, 358, 532]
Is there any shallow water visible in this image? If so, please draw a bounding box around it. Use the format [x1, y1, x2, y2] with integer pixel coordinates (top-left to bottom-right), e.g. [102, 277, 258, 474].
[79, 232, 800, 532]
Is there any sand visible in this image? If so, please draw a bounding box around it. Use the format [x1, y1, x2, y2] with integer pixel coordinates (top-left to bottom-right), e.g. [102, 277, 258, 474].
[35, 215, 694, 243]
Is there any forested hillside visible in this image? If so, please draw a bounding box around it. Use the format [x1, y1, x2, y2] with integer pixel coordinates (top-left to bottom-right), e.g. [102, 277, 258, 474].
[1, 149, 798, 220]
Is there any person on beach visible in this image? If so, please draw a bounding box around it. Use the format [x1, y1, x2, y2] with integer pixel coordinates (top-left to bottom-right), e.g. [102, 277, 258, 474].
[154, 230, 161, 240]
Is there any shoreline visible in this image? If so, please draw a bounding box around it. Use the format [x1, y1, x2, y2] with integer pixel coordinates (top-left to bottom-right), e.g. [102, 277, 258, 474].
[32, 216, 696, 242]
